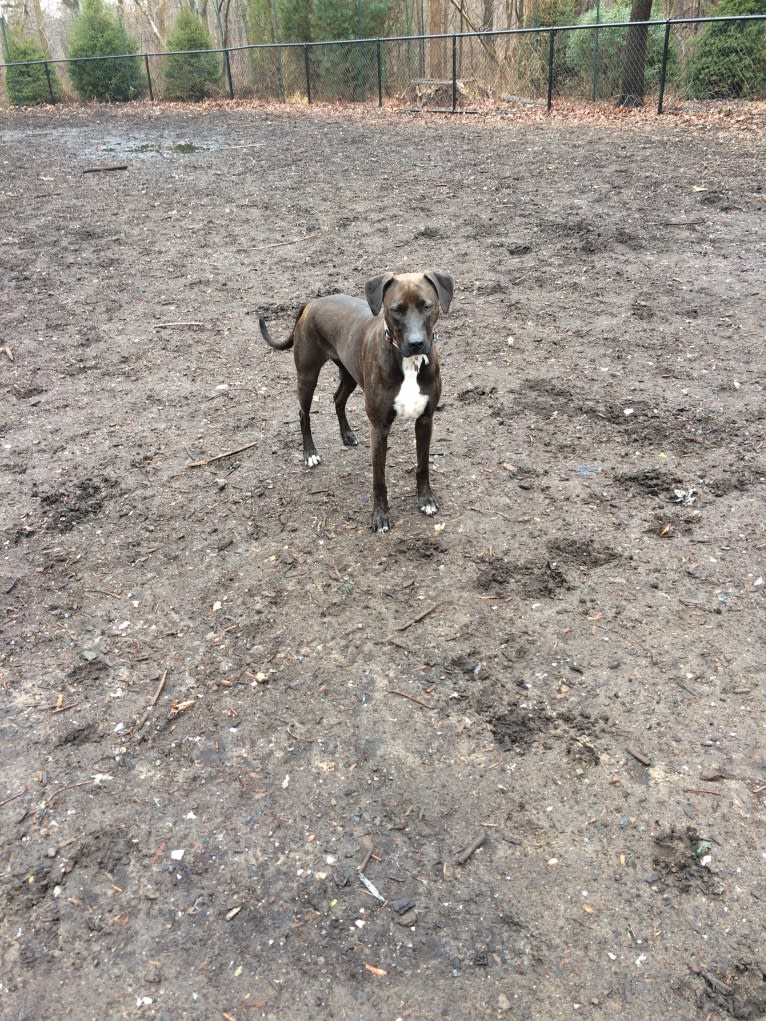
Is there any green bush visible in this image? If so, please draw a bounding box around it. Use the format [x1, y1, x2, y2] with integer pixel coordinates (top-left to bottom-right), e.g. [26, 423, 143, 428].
[246, 0, 396, 100]
[163, 9, 222, 100]
[515, 0, 578, 94]
[310, 0, 387, 100]
[5, 29, 60, 105]
[278, 0, 314, 42]
[67, 0, 145, 102]
[566, 2, 678, 98]
[685, 0, 766, 98]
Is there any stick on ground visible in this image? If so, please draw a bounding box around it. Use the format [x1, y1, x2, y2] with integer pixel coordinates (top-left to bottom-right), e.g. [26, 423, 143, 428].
[388, 689, 435, 710]
[455, 829, 486, 865]
[253, 231, 322, 251]
[186, 440, 261, 468]
[154, 321, 205, 330]
[82, 164, 128, 173]
[395, 603, 440, 632]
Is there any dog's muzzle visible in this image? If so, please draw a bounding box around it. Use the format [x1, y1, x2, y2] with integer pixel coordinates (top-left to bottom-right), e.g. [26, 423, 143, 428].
[385, 325, 438, 359]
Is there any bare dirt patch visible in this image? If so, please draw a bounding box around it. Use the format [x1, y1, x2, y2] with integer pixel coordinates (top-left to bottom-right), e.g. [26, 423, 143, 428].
[1, 99, 765, 1020]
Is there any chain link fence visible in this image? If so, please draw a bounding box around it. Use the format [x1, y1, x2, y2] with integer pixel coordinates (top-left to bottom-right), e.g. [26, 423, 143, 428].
[2, 15, 764, 113]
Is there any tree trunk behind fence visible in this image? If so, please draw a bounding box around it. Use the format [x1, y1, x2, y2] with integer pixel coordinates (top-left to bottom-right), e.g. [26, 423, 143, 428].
[428, 0, 446, 76]
[616, 0, 652, 107]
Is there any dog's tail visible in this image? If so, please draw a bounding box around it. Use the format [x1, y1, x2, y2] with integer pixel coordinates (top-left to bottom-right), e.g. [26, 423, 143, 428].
[259, 303, 310, 351]
[258, 315, 293, 351]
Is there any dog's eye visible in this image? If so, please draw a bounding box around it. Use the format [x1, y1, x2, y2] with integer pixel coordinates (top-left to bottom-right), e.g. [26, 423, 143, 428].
[391, 306, 405, 318]
[422, 302, 434, 312]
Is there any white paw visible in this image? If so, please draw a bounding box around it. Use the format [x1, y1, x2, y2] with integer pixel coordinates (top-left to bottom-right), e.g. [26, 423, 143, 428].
[305, 453, 321, 468]
[420, 500, 439, 516]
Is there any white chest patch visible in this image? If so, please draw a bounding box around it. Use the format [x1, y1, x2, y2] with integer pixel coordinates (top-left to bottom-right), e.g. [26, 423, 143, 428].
[393, 355, 429, 420]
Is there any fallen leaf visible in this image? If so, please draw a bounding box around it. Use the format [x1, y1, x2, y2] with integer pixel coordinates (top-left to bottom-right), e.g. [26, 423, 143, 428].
[364, 963, 388, 977]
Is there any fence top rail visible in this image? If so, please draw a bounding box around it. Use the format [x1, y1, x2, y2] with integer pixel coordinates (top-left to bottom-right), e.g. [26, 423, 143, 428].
[0, 47, 231, 69]
[1, 13, 764, 72]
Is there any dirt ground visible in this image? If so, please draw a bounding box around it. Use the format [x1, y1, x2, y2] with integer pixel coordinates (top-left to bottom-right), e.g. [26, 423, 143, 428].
[1, 98, 765, 1021]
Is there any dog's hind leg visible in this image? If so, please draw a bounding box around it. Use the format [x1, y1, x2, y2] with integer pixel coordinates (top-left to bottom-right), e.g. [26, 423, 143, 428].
[333, 362, 359, 448]
[297, 370, 323, 468]
[289, 308, 330, 468]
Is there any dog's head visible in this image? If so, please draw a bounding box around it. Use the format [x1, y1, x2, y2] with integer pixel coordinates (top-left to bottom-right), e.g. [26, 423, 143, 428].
[365, 271, 453, 359]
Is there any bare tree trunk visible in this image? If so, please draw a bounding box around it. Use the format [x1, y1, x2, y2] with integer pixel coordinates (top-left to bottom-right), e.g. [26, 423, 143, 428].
[505, 0, 524, 30]
[616, 0, 652, 107]
[132, 0, 164, 46]
[427, 0, 445, 76]
[29, 0, 49, 49]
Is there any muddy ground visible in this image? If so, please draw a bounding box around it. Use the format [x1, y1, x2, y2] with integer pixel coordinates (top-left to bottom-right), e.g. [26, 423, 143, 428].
[1, 99, 765, 1021]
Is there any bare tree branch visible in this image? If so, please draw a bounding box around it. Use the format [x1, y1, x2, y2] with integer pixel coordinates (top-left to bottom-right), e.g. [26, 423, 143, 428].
[445, 0, 501, 65]
[132, 0, 163, 46]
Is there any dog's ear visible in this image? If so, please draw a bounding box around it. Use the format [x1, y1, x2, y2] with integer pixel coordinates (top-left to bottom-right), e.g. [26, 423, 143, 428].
[424, 271, 454, 314]
[365, 273, 395, 316]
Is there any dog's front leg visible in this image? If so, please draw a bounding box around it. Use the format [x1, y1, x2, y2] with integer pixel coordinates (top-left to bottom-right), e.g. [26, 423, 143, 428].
[415, 413, 439, 517]
[370, 425, 391, 533]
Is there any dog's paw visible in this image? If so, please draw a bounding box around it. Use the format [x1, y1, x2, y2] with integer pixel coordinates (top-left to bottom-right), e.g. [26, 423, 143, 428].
[304, 452, 322, 468]
[372, 509, 391, 533]
[341, 430, 359, 448]
[419, 496, 439, 516]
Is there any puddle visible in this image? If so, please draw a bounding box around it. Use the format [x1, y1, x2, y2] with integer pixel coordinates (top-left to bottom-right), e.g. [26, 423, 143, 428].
[125, 140, 207, 156]
[86, 137, 212, 159]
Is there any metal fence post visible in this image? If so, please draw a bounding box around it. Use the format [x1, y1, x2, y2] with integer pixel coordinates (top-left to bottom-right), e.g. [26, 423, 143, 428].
[451, 33, 457, 113]
[547, 29, 556, 111]
[657, 20, 672, 114]
[591, 0, 601, 100]
[44, 61, 55, 103]
[224, 48, 234, 99]
[144, 53, 154, 101]
[304, 44, 312, 103]
[376, 38, 382, 107]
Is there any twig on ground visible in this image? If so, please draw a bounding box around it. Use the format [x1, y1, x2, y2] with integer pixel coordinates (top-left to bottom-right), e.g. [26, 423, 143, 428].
[358, 843, 374, 873]
[688, 964, 733, 996]
[150, 670, 168, 708]
[683, 787, 722, 797]
[154, 321, 204, 330]
[44, 779, 95, 806]
[395, 604, 440, 632]
[469, 505, 515, 523]
[49, 701, 79, 713]
[0, 789, 27, 808]
[626, 747, 651, 766]
[253, 231, 322, 251]
[1, 346, 13, 362]
[186, 440, 260, 468]
[455, 829, 486, 865]
[82, 164, 128, 173]
[286, 725, 314, 743]
[134, 670, 168, 733]
[388, 689, 435, 710]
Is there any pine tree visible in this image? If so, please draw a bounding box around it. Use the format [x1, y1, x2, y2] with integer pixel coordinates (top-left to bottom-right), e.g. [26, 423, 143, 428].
[5, 29, 60, 105]
[67, 0, 145, 102]
[163, 8, 222, 101]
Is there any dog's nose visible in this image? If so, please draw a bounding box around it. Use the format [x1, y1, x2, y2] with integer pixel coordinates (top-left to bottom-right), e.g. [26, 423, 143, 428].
[407, 337, 426, 354]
